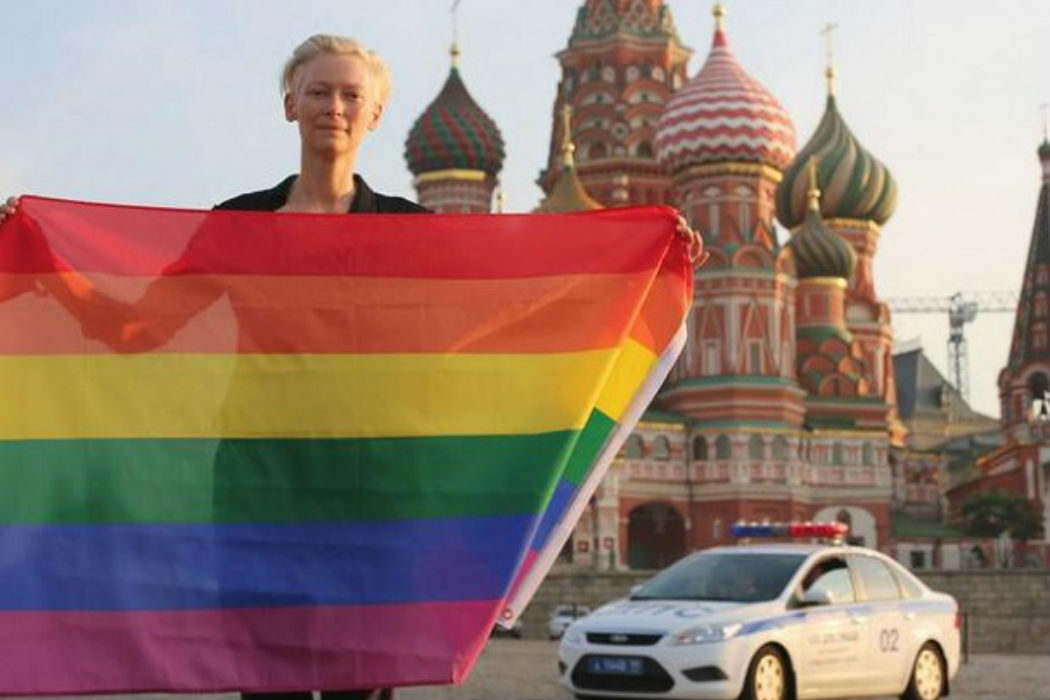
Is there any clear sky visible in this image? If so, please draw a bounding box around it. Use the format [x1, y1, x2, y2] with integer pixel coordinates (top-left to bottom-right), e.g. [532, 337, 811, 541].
[1, 0, 1047, 418]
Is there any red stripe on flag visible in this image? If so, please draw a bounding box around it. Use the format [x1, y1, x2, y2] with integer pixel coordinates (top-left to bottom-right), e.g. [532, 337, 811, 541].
[0, 600, 497, 694]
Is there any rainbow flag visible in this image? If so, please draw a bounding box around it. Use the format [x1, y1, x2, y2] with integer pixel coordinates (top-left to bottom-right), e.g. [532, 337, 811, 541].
[0, 197, 691, 694]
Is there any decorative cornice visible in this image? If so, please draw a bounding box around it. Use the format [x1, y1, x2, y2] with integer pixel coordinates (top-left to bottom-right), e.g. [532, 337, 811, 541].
[798, 276, 848, 289]
[414, 169, 489, 185]
[823, 217, 882, 233]
[674, 161, 784, 184]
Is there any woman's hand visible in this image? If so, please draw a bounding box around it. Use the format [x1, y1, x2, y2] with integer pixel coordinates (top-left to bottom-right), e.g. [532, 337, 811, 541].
[0, 197, 19, 226]
[675, 213, 709, 267]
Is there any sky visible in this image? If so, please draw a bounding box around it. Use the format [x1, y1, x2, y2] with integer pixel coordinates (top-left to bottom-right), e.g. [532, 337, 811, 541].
[1, 0, 1048, 418]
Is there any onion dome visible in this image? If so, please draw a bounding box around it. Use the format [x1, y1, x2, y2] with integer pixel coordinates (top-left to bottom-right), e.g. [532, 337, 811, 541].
[655, 4, 796, 174]
[789, 161, 856, 280]
[535, 106, 602, 213]
[404, 47, 505, 177]
[775, 70, 897, 228]
[570, 0, 679, 44]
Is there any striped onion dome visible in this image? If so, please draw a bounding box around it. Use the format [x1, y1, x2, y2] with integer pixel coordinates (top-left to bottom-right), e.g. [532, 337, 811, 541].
[655, 7, 796, 174]
[775, 94, 897, 228]
[404, 51, 505, 177]
[789, 175, 856, 280]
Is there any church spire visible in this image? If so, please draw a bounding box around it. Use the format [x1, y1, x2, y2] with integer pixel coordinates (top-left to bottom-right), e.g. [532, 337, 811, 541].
[534, 105, 601, 213]
[1005, 140, 1050, 375]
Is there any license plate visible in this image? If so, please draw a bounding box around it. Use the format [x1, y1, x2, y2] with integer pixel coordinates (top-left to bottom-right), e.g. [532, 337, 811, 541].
[587, 656, 645, 675]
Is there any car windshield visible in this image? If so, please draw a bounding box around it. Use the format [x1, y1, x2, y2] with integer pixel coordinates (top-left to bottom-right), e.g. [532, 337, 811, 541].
[630, 552, 806, 603]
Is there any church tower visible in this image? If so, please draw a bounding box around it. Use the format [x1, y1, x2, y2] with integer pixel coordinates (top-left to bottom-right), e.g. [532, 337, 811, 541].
[654, 3, 804, 429]
[775, 57, 903, 443]
[999, 138, 1050, 438]
[947, 139, 1050, 547]
[539, 0, 691, 206]
[788, 161, 882, 428]
[404, 45, 505, 212]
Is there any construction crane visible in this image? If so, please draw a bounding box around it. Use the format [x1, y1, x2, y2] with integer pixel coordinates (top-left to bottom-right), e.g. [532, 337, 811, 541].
[884, 291, 1018, 401]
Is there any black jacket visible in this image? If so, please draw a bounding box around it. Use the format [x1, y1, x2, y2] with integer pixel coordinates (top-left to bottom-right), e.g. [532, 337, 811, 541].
[215, 174, 429, 214]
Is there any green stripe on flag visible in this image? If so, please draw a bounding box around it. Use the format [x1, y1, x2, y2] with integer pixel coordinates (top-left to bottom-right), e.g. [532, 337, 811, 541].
[0, 432, 576, 524]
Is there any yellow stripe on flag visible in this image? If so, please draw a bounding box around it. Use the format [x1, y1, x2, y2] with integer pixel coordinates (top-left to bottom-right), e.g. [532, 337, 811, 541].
[594, 337, 659, 422]
[0, 350, 625, 439]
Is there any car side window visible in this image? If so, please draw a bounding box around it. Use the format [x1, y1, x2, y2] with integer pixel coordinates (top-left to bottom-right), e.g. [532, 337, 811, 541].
[850, 555, 902, 601]
[800, 556, 855, 604]
[893, 569, 925, 599]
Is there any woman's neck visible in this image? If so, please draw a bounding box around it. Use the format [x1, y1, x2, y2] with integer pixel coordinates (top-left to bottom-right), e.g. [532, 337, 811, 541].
[283, 154, 357, 213]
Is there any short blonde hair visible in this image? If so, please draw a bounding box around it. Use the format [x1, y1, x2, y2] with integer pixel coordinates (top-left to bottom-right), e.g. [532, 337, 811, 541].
[281, 34, 391, 107]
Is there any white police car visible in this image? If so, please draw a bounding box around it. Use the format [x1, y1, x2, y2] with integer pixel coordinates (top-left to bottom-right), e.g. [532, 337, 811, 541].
[558, 522, 960, 700]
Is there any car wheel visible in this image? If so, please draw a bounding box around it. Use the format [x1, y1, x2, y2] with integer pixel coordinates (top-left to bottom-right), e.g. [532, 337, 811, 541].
[901, 643, 945, 700]
[739, 645, 787, 700]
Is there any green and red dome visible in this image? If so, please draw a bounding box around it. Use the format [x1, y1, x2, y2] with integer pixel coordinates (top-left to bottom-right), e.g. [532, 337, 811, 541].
[404, 64, 505, 177]
[789, 188, 856, 280]
[776, 95, 897, 229]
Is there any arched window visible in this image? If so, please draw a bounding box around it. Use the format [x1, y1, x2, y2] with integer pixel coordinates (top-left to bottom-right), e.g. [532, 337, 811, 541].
[653, 435, 671, 460]
[772, 436, 789, 460]
[715, 435, 731, 460]
[707, 203, 720, 237]
[693, 436, 709, 460]
[589, 142, 607, 159]
[635, 141, 654, 158]
[832, 442, 845, 464]
[748, 435, 764, 460]
[625, 434, 644, 459]
[739, 203, 751, 238]
[1029, 372, 1050, 420]
[862, 442, 875, 466]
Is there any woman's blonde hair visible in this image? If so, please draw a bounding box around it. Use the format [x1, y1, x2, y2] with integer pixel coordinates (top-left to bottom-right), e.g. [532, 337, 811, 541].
[281, 34, 391, 107]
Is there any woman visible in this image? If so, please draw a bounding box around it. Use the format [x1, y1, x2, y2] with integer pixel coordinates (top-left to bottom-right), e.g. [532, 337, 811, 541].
[220, 32, 415, 700]
[216, 34, 426, 216]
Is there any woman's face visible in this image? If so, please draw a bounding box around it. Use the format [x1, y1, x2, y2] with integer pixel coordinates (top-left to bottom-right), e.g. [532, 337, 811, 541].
[284, 53, 382, 159]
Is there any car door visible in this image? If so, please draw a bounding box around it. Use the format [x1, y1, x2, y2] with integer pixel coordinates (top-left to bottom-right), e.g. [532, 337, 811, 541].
[848, 554, 911, 695]
[793, 555, 870, 699]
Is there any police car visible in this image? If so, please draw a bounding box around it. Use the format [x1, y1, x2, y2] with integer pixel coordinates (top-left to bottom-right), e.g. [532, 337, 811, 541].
[558, 522, 960, 700]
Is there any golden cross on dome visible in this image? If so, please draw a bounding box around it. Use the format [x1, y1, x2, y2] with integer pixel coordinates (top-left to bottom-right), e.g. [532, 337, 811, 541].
[450, 0, 462, 67]
[1041, 103, 1048, 141]
[713, 3, 726, 31]
[821, 22, 838, 96]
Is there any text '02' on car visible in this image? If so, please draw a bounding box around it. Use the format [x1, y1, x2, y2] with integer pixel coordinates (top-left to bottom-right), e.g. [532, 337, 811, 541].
[558, 522, 960, 700]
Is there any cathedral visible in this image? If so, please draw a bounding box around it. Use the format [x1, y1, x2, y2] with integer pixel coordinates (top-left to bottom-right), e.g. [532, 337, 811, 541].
[400, 0, 1048, 570]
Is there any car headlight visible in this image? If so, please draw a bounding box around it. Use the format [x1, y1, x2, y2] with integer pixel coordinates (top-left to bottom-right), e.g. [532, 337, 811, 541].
[562, 626, 585, 645]
[671, 623, 742, 646]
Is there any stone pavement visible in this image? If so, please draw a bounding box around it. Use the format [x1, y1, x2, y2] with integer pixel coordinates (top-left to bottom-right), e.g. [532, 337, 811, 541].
[14, 640, 1048, 700]
[400, 639, 1049, 700]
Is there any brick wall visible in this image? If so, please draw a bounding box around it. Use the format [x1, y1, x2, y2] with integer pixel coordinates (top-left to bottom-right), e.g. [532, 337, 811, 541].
[919, 570, 1050, 654]
[523, 568, 1049, 654]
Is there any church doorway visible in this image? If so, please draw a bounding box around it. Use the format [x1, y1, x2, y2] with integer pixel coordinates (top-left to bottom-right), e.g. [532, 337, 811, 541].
[627, 502, 685, 570]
